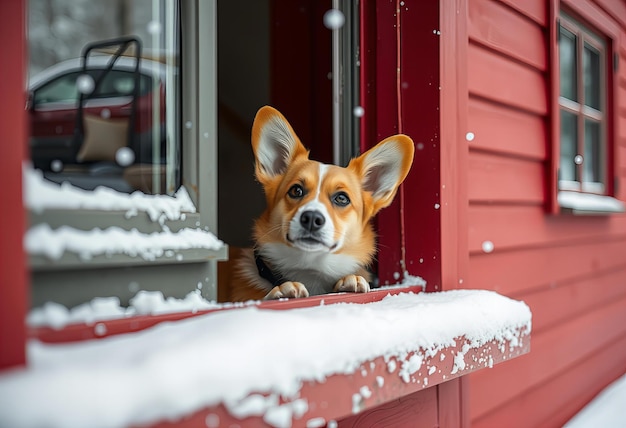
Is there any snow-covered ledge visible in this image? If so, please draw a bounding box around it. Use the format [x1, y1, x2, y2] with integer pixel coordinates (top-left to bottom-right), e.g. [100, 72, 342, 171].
[0, 287, 531, 428]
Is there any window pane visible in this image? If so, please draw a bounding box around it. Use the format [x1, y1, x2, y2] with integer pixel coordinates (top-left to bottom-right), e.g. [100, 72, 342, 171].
[27, 0, 180, 195]
[559, 27, 578, 101]
[584, 119, 602, 183]
[560, 110, 578, 182]
[583, 43, 601, 110]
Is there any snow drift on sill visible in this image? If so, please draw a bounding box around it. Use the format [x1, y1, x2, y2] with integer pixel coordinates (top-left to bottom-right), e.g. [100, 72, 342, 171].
[25, 223, 224, 261]
[24, 164, 196, 221]
[0, 290, 531, 428]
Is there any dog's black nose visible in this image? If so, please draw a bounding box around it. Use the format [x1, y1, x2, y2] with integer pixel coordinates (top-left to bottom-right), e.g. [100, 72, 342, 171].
[300, 210, 326, 232]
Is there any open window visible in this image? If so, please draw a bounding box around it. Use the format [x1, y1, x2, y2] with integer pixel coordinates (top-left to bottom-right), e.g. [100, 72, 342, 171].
[26, 0, 226, 311]
[551, 6, 624, 214]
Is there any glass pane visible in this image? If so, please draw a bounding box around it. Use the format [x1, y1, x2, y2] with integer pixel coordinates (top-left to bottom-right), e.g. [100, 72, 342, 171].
[27, 0, 180, 195]
[560, 110, 578, 182]
[583, 43, 601, 110]
[559, 27, 578, 101]
[584, 119, 602, 184]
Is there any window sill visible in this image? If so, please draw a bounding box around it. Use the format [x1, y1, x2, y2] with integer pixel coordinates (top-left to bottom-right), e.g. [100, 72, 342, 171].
[27, 211, 227, 271]
[557, 190, 625, 215]
[4, 287, 531, 428]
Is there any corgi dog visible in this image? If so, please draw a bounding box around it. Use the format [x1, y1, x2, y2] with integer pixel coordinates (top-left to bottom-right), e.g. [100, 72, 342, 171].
[228, 106, 414, 301]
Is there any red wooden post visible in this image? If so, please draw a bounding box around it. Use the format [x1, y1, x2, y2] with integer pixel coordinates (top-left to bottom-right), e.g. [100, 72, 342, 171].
[0, 0, 28, 369]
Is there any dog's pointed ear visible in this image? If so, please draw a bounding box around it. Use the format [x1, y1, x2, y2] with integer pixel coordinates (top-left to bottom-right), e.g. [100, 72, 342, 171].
[349, 134, 414, 214]
[251, 106, 308, 184]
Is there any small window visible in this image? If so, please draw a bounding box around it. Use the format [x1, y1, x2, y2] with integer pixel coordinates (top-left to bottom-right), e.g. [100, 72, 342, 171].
[558, 14, 607, 194]
[555, 11, 623, 214]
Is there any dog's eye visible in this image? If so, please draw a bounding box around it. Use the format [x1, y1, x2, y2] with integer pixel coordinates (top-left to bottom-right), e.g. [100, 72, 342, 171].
[287, 184, 305, 199]
[332, 192, 350, 207]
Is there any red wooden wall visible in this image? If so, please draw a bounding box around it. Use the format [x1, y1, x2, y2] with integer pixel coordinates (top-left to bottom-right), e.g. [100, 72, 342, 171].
[0, 0, 28, 370]
[462, 0, 626, 426]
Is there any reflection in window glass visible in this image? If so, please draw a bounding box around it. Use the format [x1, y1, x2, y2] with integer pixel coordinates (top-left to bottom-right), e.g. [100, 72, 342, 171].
[27, 0, 180, 195]
[560, 110, 578, 182]
[584, 119, 601, 183]
[559, 27, 577, 102]
[583, 43, 601, 110]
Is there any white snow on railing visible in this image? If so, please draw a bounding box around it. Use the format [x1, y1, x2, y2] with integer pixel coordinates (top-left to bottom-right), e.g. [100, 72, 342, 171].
[27, 290, 248, 330]
[0, 290, 531, 428]
[24, 165, 196, 221]
[25, 223, 223, 260]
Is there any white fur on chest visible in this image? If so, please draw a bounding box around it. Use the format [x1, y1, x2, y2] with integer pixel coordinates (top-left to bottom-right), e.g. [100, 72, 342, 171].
[260, 243, 361, 295]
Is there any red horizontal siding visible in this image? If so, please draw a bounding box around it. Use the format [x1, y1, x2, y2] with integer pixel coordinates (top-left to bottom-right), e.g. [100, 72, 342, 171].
[468, 205, 626, 253]
[472, 333, 626, 428]
[468, 98, 547, 160]
[496, 0, 547, 26]
[469, 0, 546, 71]
[465, 0, 626, 426]
[468, 238, 626, 296]
[522, 267, 626, 334]
[468, 43, 547, 115]
[468, 151, 544, 204]
[468, 294, 626, 421]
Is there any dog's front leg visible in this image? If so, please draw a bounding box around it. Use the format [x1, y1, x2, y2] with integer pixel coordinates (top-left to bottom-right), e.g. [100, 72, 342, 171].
[264, 281, 310, 300]
[333, 275, 370, 294]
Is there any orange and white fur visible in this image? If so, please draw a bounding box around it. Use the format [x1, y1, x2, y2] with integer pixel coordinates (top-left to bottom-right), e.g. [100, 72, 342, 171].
[228, 106, 414, 301]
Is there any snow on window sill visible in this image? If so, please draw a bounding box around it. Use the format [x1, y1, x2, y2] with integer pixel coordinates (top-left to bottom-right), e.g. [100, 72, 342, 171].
[558, 190, 625, 215]
[24, 164, 196, 221]
[1, 287, 532, 428]
[24, 164, 227, 267]
[26, 223, 226, 269]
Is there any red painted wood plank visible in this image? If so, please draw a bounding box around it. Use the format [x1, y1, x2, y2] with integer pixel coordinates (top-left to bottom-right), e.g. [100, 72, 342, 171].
[468, 205, 626, 253]
[440, 0, 470, 294]
[337, 387, 438, 427]
[397, 0, 443, 291]
[468, 295, 626, 420]
[0, 0, 27, 370]
[521, 267, 626, 333]
[469, 0, 546, 71]
[468, 43, 548, 115]
[563, 0, 621, 39]
[468, 238, 626, 296]
[468, 97, 547, 161]
[592, 0, 626, 29]
[438, 378, 464, 428]
[468, 151, 545, 204]
[496, 0, 547, 26]
[472, 333, 626, 428]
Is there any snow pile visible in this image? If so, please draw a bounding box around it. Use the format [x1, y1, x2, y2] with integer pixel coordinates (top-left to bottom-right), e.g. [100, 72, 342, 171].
[558, 190, 625, 213]
[25, 223, 224, 261]
[27, 290, 236, 329]
[0, 290, 531, 428]
[563, 373, 626, 428]
[24, 165, 196, 221]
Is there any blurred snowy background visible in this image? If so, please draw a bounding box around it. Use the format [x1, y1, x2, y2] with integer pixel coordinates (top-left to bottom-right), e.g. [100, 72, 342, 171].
[28, 0, 157, 76]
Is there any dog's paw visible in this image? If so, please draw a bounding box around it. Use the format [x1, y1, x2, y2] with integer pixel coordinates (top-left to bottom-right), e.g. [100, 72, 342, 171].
[333, 275, 370, 294]
[264, 281, 310, 300]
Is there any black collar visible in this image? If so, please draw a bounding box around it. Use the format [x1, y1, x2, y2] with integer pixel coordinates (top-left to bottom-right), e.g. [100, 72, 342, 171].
[254, 250, 285, 287]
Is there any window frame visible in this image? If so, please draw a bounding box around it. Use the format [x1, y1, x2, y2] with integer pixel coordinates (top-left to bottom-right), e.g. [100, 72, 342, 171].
[549, 0, 624, 215]
[27, 0, 227, 306]
[558, 13, 607, 194]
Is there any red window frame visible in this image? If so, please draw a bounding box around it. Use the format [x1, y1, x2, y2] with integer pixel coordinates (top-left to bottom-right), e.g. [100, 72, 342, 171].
[548, 0, 622, 213]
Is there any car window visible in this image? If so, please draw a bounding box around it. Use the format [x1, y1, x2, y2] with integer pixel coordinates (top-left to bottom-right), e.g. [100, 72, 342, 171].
[33, 72, 81, 105]
[93, 70, 153, 99]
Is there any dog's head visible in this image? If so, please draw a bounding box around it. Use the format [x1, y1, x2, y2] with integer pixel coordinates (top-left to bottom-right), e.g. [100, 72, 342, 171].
[251, 106, 414, 275]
